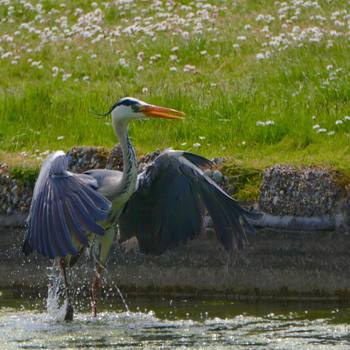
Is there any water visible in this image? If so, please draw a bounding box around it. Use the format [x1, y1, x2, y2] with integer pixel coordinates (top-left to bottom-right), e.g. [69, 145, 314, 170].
[1, 292, 350, 349]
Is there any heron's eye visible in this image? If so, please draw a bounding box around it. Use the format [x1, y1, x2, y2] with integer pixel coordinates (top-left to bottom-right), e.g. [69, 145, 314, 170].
[131, 104, 140, 112]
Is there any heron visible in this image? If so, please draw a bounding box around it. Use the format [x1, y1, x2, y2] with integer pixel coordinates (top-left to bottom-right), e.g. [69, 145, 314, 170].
[23, 97, 258, 321]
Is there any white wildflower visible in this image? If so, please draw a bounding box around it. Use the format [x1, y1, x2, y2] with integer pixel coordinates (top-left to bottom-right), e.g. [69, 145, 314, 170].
[1, 52, 12, 59]
[327, 40, 334, 48]
[150, 54, 161, 62]
[57, 136, 65, 140]
[62, 73, 71, 81]
[313, 124, 320, 129]
[193, 143, 201, 148]
[137, 51, 144, 62]
[119, 58, 128, 67]
[183, 64, 196, 73]
[335, 120, 343, 125]
[31, 61, 42, 68]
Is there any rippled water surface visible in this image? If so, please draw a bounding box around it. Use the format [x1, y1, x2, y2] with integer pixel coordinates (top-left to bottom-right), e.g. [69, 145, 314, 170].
[1, 292, 350, 349]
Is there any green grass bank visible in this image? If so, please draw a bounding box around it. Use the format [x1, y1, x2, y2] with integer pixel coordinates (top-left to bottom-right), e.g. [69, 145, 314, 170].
[0, 0, 349, 170]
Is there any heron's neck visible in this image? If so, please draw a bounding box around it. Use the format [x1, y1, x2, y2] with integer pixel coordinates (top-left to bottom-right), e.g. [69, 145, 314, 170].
[113, 120, 138, 205]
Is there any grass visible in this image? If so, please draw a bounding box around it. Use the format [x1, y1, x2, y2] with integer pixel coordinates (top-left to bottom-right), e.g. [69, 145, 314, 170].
[0, 0, 350, 171]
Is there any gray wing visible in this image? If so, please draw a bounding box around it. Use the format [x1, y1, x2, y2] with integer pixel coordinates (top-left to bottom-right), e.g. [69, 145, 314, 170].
[119, 150, 259, 254]
[23, 151, 111, 258]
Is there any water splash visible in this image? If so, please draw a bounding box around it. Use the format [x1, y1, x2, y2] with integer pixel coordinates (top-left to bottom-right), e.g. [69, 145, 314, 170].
[92, 247, 130, 313]
[46, 265, 69, 322]
[114, 283, 130, 313]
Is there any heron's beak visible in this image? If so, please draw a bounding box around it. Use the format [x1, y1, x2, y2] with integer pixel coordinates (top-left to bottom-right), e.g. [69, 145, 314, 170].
[140, 104, 185, 120]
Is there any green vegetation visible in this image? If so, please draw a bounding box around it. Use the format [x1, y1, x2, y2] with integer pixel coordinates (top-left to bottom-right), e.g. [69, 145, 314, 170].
[0, 0, 349, 170]
[10, 166, 39, 184]
[221, 162, 263, 201]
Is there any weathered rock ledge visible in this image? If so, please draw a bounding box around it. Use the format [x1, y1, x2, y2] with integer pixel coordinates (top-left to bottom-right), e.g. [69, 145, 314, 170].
[1, 146, 350, 299]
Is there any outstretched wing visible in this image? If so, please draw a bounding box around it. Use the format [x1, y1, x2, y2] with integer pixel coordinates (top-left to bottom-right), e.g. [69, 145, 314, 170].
[119, 150, 259, 254]
[23, 151, 111, 258]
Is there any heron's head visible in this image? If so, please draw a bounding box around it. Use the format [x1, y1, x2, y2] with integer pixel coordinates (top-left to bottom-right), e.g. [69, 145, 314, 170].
[100, 97, 184, 124]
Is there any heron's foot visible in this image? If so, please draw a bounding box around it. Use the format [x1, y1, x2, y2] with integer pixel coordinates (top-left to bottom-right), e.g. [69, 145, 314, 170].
[64, 301, 74, 321]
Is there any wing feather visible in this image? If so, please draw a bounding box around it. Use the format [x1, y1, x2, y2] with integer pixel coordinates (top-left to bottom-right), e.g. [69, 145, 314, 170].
[119, 150, 259, 254]
[43, 201, 56, 257]
[70, 194, 106, 236]
[64, 201, 89, 246]
[23, 151, 111, 258]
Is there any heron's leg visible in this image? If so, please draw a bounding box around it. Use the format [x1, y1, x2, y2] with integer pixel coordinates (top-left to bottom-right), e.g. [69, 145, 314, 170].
[91, 263, 103, 317]
[91, 226, 116, 317]
[59, 257, 74, 321]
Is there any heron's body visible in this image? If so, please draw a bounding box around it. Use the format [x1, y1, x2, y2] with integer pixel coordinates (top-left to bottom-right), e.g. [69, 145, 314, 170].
[23, 97, 259, 321]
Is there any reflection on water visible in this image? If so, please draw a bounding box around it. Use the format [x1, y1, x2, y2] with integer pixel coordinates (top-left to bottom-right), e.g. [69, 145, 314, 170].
[1, 292, 350, 349]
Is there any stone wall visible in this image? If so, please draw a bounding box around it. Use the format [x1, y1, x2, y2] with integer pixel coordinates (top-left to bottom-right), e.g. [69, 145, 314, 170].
[0, 163, 33, 216]
[258, 165, 350, 232]
[259, 165, 345, 217]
